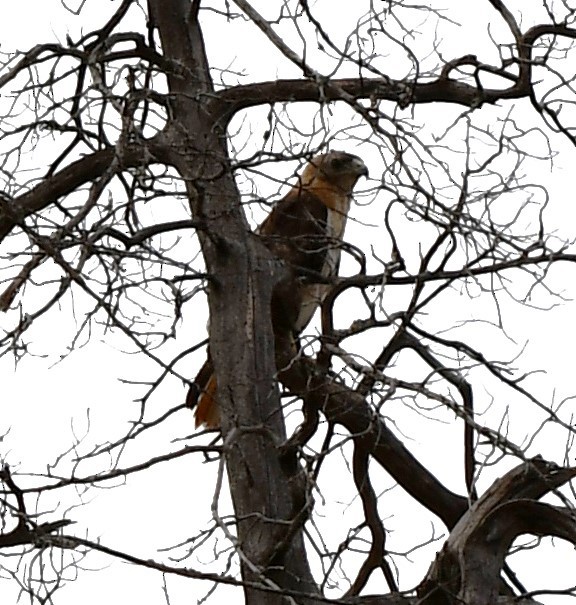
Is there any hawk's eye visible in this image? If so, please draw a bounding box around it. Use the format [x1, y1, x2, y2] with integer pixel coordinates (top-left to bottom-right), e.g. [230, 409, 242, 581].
[330, 157, 347, 170]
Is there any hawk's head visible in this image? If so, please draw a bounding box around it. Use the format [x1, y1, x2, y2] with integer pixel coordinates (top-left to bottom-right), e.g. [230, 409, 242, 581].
[315, 151, 368, 179]
[301, 151, 368, 194]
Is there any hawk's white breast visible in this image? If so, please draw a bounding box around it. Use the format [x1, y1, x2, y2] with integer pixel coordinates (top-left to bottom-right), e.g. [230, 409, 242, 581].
[294, 193, 351, 333]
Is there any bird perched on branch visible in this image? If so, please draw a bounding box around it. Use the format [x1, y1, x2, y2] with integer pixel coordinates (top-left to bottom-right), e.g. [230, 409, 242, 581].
[189, 150, 368, 429]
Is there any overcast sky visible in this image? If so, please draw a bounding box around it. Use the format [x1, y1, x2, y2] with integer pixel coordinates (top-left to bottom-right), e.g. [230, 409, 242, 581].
[2, 2, 576, 604]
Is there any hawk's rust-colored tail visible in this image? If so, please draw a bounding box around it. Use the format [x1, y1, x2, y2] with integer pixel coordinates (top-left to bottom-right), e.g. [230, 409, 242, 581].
[193, 374, 220, 428]
[187, 358, 220, 429]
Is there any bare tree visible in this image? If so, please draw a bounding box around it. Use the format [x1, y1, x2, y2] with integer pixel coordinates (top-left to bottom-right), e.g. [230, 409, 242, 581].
[1, 1, 576, 604]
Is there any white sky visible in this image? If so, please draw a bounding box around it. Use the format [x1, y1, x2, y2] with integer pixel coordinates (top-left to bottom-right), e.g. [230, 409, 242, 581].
[2, 1, 576, 604]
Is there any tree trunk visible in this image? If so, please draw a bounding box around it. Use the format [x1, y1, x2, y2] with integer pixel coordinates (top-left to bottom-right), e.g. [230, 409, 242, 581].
[148, 1, 319, 602]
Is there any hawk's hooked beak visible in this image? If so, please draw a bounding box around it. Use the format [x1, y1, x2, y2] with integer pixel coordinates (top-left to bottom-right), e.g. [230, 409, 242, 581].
[351, 157, 369, 178]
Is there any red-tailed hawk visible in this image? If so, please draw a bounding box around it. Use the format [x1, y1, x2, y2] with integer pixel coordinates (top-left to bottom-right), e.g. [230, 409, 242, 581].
[190, 150, 368, 429]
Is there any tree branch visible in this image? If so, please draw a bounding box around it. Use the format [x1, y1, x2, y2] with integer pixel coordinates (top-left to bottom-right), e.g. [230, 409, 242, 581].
[418, 458, 576, 605]
[277, 355, 469, 530]
[0, 139, 168, 243]
[213, 22, 576, 120]
[0, 465, 73, 549]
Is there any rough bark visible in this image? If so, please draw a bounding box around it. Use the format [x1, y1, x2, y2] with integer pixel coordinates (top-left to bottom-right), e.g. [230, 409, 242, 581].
[417, 459, 576, 605]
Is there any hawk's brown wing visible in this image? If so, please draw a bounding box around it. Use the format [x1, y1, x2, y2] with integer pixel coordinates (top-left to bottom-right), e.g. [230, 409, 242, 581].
[259, 188, 331, 278]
